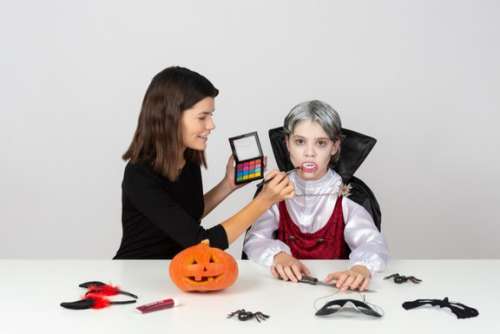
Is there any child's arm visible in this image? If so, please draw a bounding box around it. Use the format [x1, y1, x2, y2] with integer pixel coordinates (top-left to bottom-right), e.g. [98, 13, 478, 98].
[324, 265, 371, 292]
[272, 251, 311, 282]
[343, 199, 389, 275]
[243, 206, 311, 282]
[323, 198, 389, 292]
[242, 205, 290, 266]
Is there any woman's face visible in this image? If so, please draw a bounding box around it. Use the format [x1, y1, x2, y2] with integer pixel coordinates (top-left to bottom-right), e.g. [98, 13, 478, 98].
[180, 97, 216, 151]
[286, 119, 339, 180]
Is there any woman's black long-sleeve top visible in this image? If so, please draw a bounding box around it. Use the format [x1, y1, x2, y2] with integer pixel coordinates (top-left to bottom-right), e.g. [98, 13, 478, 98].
[114, 161, 228, 259]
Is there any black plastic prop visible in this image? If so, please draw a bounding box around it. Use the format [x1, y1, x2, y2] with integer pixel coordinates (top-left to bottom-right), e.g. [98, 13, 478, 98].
[60, 281, 138, 310]
[384, 273, 422, 284]
[79, 281, 138, 298]
[402, 297, 479, 319]
[60, 297, 136, 310]
[227, 309, 270, 322]
[315, 299, 383, 318]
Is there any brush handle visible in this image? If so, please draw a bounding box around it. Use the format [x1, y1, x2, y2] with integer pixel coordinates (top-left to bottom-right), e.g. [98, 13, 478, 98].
[255, 167, 298, 188]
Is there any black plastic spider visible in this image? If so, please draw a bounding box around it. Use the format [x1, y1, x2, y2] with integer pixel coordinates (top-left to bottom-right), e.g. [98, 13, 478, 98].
[384, 273, 422, 284]
[227, 309, 270, 322]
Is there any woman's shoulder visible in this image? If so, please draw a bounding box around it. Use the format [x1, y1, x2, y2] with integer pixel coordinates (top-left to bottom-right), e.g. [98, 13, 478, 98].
[123, 159, 201, 186]
[123, 160, 163, 186]
[125, 159, 200, 175]
[124, 160, 152, 176]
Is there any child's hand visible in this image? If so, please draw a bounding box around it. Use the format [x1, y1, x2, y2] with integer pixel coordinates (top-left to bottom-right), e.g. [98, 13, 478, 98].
[324, 265, 371, 292]
[271, 252, 311, 282]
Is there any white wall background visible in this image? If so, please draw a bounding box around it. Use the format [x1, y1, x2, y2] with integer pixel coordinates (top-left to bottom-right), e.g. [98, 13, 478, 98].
[1, 0, 499, 259]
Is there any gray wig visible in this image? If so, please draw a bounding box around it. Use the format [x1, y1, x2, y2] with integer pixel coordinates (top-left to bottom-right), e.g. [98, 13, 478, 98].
[283, 100, 343, 163]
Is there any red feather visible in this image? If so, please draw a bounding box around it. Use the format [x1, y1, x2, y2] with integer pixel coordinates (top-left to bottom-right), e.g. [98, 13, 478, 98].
[87, 284, 120, 296]
[85, 293, 111, 309]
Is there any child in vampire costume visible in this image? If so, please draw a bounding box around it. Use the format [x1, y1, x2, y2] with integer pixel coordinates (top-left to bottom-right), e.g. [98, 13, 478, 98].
[243, 100, 389, 291]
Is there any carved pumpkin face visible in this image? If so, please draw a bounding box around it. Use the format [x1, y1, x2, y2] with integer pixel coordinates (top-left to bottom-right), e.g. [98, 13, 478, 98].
[169, 243, 238, 292]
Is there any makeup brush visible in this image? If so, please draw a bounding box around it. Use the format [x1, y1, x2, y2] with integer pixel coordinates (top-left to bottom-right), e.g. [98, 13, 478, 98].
[256, 166, 301, 188]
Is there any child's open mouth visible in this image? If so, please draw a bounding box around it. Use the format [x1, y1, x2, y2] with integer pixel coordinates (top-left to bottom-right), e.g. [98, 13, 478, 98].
[301, 162, 318, 173]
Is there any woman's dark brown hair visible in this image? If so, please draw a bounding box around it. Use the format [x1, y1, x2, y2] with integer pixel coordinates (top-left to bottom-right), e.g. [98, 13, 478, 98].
[123, 66, 219, 181]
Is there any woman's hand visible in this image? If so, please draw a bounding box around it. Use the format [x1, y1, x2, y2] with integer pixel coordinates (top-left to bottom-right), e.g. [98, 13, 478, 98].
[223, 155, 242, 192]
[223, 155, 268, 192]
[203, 155, 243, 218]
[257, 170, 295, 205]
[271, 252, 311, 282]
[324, 265, 371, 292]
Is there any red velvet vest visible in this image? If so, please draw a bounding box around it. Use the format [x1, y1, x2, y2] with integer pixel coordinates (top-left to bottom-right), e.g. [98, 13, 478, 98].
[277, 196, 348, 259]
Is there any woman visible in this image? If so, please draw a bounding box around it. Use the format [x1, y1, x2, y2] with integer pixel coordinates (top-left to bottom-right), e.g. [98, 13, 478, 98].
[243, 100, 388, 291]
[114, 66, 294, 259]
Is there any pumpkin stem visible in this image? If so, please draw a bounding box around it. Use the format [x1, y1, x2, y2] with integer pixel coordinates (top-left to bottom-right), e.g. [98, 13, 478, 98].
[200, 239, 210, 246]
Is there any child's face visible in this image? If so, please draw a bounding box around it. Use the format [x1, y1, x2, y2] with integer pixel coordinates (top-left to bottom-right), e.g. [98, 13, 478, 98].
[286, 120, 340, 180]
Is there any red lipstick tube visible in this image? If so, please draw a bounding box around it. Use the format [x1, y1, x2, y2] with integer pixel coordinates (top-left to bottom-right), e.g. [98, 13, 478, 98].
[136, 298, 179, 314]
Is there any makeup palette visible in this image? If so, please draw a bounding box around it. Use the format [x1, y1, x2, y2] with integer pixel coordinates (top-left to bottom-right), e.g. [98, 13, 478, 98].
[229, 131, 264, 185]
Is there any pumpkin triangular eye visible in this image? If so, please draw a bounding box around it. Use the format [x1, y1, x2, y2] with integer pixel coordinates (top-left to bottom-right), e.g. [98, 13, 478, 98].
[209, 256, 215, 263]
[191, 259, 198, 265]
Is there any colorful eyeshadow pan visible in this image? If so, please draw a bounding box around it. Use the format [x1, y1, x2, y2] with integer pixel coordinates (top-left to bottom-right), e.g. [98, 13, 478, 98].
[229, 131, 264, 185]
[235, 158, 263, 183]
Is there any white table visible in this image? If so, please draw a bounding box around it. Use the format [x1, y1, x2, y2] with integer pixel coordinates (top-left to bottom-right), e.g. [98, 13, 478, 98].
[1, 260, 497, 333]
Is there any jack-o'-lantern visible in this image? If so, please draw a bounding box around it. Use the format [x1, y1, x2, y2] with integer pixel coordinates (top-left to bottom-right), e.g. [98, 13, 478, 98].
[169, 242, 238, 292]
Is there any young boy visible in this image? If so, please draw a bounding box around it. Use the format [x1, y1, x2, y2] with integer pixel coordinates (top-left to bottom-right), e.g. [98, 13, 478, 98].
[243, 100, 388, 292]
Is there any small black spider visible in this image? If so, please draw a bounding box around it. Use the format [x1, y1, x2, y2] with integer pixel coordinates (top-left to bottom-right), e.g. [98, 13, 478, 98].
[227, 309, 270, 322]
[384, 273, 422, 284]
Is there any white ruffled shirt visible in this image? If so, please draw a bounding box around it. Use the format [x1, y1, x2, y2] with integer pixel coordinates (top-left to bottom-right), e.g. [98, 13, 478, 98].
[243, 169, 389, 274]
